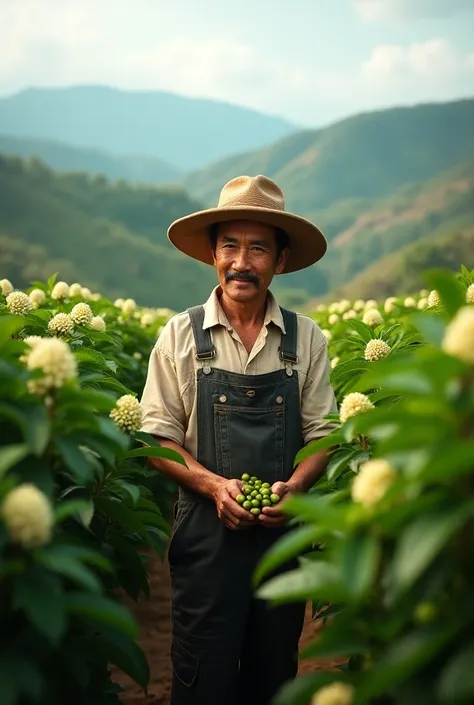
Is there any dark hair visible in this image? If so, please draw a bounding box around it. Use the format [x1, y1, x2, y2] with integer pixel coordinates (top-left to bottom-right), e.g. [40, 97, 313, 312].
[209, 222, 290, 260]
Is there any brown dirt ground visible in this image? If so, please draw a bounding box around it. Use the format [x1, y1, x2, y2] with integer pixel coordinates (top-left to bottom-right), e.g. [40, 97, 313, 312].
[114, 549, 343, 705]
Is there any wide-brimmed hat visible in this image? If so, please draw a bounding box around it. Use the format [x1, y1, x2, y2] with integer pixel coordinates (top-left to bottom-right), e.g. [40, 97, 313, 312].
[167, 174, 327, 274]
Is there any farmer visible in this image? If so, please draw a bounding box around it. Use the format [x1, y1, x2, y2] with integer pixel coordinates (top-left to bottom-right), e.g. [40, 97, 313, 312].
[140, 174, 337, 705]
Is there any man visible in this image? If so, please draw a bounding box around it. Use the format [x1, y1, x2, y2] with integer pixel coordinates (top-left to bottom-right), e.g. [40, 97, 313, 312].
[140, 174, 338, 705]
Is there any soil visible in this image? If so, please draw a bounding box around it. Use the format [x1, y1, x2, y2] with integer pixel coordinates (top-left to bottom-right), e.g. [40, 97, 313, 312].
[114, 550, 343, 705]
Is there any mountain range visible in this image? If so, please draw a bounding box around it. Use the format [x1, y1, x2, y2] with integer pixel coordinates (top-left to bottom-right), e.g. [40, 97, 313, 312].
[0, 86, 297, 171]
[0, 88, 472, 308]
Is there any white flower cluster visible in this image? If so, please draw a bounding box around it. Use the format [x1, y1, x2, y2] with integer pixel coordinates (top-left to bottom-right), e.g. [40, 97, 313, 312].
[90, 316, 106, 331]
[351, 458, 397, 508]
[311, 682, 354, 705]
[466, 284, 474, 304]
[404, 297, 416, 308]
[122, 298, 137, 315]
[48, 312, 74, 337]
[331, 356, 340, 369]
[364, 339, 391, 361]
[68, 283, 83, 297]
[353, 299, 365, 311]
[140, 312, 155, 327]
[110, 394, 143, 432]
[1, 483, 54, 548]
[1, 278, 14, 296]
[339, 392, 375, 424]
[322, 329, 332, 341]
[417, 297, 428, 309]
[362, 308, 383, 327]
[442, 306, 474, 364]
[328, 313, 339, 325]
[427, 289, 441, 308]
[51, 281, 70, 300]
[384, 297, 397, 314]
[365, 299, 377, 310]
[6, 291, 33, 315]
[342, 309, 357, 320]
[27, 338, 77, 395]
[29, 288, 46, 306]
[70, 302, 93, 326]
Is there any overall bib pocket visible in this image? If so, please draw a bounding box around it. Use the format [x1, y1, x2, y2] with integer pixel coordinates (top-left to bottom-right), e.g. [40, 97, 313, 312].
[213, 404, 285, 483]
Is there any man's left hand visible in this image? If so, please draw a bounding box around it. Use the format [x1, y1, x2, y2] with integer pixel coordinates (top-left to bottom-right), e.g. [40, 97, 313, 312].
[258, 481, 292, 527]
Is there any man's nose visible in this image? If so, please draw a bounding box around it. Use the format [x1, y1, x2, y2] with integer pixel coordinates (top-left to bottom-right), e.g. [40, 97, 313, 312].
[233, 246, 250, 270]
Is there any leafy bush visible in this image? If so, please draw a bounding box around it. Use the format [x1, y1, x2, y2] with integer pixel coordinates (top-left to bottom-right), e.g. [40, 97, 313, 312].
[0, 275, 181, 705]
[255, 266, 474, 705]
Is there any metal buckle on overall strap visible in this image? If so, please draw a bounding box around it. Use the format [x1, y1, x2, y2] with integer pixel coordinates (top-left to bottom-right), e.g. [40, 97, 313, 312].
[195, 347, 216, 374]
[279, 348, 298, 376]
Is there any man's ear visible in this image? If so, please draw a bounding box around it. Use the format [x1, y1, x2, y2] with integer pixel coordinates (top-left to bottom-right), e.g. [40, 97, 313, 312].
[276, 247, 289, 274]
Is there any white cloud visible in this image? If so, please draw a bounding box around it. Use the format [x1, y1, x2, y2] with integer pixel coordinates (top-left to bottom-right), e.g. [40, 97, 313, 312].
[355, 0, 474, 21]
[362, 39, 467, 79]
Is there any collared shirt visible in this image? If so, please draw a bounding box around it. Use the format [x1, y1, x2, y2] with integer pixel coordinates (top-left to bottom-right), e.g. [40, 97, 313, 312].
[139, 286, 338, 459]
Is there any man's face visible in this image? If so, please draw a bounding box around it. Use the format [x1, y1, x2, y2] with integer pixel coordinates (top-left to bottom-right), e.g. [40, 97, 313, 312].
[212, 220, 288, 304]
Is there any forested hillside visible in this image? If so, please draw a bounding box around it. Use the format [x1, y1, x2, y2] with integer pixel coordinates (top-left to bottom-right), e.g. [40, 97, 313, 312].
[0, 155, 216, 310]
[184, 98, 474, 213]
[0, 134, 182, 184]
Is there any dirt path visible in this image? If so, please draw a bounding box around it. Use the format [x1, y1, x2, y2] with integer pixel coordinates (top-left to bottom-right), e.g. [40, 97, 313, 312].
[114, 551, 342, 705]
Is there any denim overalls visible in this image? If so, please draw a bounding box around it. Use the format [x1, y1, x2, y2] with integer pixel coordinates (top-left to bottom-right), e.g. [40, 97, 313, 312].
[168, 304, 307, 705]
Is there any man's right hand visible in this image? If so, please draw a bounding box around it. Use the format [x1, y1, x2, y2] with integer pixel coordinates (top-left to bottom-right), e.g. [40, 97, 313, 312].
[213, 479, 256, 530]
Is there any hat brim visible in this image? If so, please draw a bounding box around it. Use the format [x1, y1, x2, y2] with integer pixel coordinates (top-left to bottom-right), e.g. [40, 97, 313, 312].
[167, 206, 327, 274]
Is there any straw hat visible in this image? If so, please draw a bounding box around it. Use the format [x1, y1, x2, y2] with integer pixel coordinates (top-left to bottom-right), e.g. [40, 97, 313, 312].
[167, 174, 327, 274]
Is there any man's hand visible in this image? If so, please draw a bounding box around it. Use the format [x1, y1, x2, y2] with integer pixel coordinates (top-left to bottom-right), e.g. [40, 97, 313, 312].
[258, 481, 293, 528]
[213, 479, 257, 530]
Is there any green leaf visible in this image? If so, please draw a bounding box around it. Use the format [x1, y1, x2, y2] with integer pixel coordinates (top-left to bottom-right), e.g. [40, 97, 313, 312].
[37, 544, 112, 573]
[0, 444, 29, 478]
[294, 432, 345, 465]
[36, 551, 102, 592]
[392, 508, 471, 593]
[345, 319, 375, 343]
[340, 533, 380, 601]
[54, 499, 94, 524]
[426, 269, 466, 316]
[47, 272, 58, 291]
[133, 431, 159, 446]
[326, 448, 360, 483]
[257, 561, 345, 605]
[91, 623, 150, 690]
[54, 437, 93, 483]
[411, 312, 445, 347]
[439, 642, 474, 701]
[95, 498, 149, 542]
[125, 445, 187, 466]
[0, 402, 51, 455]
[75, 347, 116, 372]
[0, 315, 29, 349]
[12, 570, 66, 644]
[119, 481, 141, 505]
[281, 494, 349, 532]
[253, 524, 326, 586]
[64, 591, 138, 639]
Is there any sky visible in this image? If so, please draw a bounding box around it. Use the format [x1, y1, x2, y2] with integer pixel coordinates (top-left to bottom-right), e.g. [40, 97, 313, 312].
[1, 0, 474, 127]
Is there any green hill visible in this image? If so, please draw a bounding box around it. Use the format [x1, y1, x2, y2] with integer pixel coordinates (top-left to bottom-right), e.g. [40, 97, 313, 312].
[317, 160, 474, 292]
[329, 227, 474, 301]
[0, 155, 216, 310]
[183, 98, 474, 213]
[0, 86, 297, 171]
[0, 134, 182, 184]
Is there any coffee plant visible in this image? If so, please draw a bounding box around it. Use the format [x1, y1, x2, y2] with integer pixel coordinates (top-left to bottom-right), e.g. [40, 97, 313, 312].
[254, 266, 474, 705]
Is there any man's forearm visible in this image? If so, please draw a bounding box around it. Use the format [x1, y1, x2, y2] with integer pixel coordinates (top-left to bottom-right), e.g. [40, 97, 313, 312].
[286, 447, 330, 494]
[147, 437, 225, 501]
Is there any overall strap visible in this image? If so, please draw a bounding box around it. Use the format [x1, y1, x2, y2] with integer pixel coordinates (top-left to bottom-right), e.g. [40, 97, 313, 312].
[279, 307, 299, 364]
[187, 305, 216, 361]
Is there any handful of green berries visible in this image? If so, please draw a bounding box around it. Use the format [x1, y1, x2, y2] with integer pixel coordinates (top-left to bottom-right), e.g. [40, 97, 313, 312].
[235, 473, 280, 516]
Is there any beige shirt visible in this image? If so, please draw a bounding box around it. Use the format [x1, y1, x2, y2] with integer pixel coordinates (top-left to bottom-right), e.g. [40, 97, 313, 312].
[140, 286, 338, 459]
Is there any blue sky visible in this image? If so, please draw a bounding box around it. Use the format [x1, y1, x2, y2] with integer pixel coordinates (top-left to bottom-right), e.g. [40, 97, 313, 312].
[1, 0, 473, 127]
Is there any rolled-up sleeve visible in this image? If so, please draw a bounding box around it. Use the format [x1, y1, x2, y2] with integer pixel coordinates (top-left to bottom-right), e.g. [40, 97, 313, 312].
[301, 338, 338, 444]
[139, 341, 186, 446]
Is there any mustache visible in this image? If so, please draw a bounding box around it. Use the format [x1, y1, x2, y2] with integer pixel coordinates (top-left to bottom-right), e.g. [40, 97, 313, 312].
[225, 271, 260, 286]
